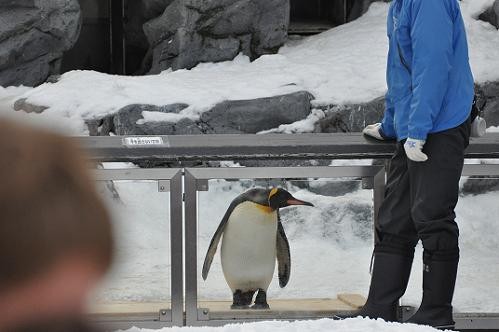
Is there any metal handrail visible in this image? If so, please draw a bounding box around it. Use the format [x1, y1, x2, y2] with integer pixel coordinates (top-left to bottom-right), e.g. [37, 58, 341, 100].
[77, 133, 499, 163]
[90, 168, 184, 329]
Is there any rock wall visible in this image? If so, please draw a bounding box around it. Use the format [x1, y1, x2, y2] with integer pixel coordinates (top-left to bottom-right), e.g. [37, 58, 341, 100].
[0, 0, 82, 87]
[476, 82, 499, 126]
[0, 0, 390, 83]
[347, 0, 388, 22]
[143, 0, 290, 74]
[86, 91, 314, 136]
[314, 97, 386, 134]
[479, 0, 499, 29]
[125, 0, 175, 73]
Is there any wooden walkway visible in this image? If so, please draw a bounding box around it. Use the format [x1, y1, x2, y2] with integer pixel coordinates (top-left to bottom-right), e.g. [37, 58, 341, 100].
[87, 294, 365, 320]
[200, 294, 365, 320]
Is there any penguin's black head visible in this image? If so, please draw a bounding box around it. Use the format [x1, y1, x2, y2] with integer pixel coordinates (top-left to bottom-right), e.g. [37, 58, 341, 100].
[268, 188, 314, 210]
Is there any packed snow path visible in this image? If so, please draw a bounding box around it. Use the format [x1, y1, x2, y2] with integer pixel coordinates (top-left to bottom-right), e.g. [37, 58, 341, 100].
[118, 318, 451, 332]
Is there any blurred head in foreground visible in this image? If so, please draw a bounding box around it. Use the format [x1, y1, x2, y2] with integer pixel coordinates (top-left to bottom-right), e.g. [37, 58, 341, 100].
[0, 120, 113, 331]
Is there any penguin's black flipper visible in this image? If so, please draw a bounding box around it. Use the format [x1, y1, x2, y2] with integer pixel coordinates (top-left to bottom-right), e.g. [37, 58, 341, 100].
[202, 199, 241, 280]
[276, 214, 291, 288]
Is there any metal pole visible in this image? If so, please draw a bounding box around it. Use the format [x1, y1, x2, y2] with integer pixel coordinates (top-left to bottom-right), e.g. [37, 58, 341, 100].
[184, 170, 200, 325]
[170, 170, 184, 326]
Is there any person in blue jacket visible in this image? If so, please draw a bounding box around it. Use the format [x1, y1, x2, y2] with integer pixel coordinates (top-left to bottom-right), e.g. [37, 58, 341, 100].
[355, 0, 474, 329]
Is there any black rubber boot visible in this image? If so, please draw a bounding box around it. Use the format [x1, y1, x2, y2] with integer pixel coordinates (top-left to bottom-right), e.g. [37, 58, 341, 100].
[406, 253, 459, 329]
[336, 250, 413, 322]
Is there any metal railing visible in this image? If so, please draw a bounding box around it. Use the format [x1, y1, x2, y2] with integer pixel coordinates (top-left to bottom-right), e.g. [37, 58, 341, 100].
[91, 168, 184, 329]
[184, 166, 385, 326]
[77, 133, 499, 162]
[79, 133, 499, 330]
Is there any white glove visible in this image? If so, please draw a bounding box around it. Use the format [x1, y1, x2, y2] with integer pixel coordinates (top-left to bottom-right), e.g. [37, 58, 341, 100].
[404, 138, 428, 162]
[363, 123, 385, 140]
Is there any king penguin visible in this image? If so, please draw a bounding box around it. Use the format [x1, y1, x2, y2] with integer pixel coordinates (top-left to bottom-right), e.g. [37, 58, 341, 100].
[202, 187, 314, 309]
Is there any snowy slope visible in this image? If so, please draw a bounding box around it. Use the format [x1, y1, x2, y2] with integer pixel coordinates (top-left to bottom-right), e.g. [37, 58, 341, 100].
[119, 318, 449, 332]
[1, 0, 499, 135]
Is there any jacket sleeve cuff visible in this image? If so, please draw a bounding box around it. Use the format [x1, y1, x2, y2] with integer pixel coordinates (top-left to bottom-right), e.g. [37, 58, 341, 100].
[408, 130, 428, 141]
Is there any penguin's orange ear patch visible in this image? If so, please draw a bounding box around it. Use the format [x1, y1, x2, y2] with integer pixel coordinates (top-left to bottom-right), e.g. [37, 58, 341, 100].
[269, 187, 279, 199]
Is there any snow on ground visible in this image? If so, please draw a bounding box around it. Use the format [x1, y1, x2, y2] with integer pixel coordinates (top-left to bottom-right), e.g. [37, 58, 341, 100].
[119, 318, 449, 332]
[1, 0, 499, 135]
[0, 85, 84, 134]
[487, 126, 499, 133]
[91, 171, 499, 314]
[90, 180, 171, 303]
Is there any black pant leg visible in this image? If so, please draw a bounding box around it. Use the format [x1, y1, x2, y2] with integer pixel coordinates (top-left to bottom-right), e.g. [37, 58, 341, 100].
[376, 142, 419, 255]
[408, 120, 470, 258]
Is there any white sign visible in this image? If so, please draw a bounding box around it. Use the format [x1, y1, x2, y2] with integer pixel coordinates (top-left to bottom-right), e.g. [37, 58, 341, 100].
[123, 137, 165, 147]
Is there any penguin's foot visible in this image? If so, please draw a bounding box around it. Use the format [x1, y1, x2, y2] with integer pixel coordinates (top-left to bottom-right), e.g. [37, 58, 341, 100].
[252, 289, 270, 310]
[231, 290, 254, 310]
[251, 303, 270, 310]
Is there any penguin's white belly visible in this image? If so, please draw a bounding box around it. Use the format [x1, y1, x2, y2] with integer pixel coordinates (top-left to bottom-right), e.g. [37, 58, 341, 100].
[221, 201, 278, 292]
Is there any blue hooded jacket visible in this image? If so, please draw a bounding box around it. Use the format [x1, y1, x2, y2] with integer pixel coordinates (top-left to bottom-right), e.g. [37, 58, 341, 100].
[381, 0, 474, 141]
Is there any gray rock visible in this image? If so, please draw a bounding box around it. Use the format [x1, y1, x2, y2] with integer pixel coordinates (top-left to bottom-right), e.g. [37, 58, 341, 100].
[125, 0, 174, 63]
[476, 82, 499, 127]
[0, 0, 81, 86]
[347, 0, 384, 22]
[496, 0, 499, 28]
[315, 96, 386, 133]
[239, 159, 330, 168]
[143, 0, 289, 73]
[201, 91, 314, 134]
[479, 0, 499, 29]
[462, 176, 499, 195]
[149, 31, 241, 72]
[86, 116, 115, 136]
[13, 98, 48, 114]
[92, 90, 313, 137]
[112, 103, 201, 136]
[307, 181, 362, 197]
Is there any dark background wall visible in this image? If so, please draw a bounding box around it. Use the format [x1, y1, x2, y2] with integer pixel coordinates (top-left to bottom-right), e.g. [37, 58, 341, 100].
[60, 0, 379, 76]
[61, 0, 111, 74]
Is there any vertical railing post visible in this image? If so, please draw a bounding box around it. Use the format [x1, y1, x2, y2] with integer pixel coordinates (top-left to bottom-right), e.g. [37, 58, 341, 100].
[184, 170, 199, 325]
[170, 170, 184, 326]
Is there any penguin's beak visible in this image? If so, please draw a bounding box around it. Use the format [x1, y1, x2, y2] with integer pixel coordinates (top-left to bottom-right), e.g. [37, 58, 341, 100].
[286, 198, 314, 207]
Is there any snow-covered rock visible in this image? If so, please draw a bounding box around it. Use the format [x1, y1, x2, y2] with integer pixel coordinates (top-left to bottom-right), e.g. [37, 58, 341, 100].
[315, 97, 385, 134]
[112, 103, 199, 136]
[13, 98, 48, 114]
[92, 91, 314, 136]
[199, 91, 313, 134]
[0, 0, 81, 87]
[476, 81, 499, 126]
[144, 0, 290, 74]
[479, 0, 499, 29]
